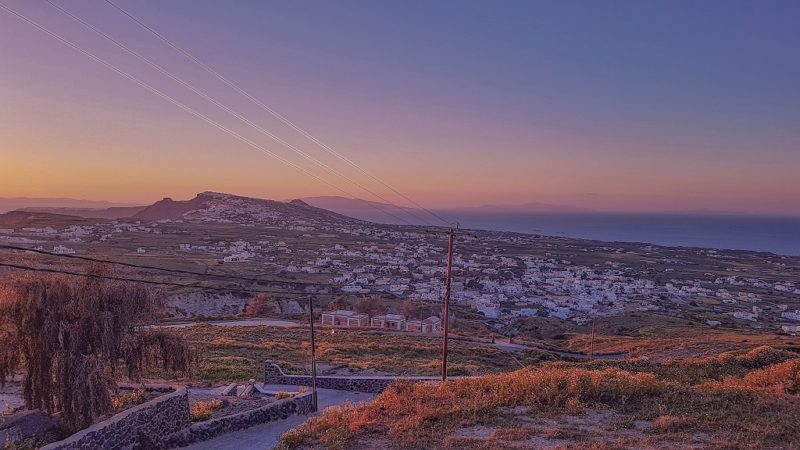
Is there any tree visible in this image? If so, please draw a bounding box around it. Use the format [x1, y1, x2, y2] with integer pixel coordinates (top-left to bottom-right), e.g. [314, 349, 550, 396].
[354, 297, 383, 316]
[402, 299, 421, 319]
[327, 296, 349, 311]
[245, 293, 278, 316]
[0, 268, 192, 431]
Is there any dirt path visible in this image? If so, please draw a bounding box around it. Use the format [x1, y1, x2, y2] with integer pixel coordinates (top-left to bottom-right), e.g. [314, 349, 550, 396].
[157, 318, 302, 329]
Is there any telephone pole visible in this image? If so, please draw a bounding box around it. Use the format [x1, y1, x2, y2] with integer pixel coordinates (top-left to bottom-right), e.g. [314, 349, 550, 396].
[441, 226, 455, 381]
[308, 297, 318, 412]
[589, 316, 596, 362]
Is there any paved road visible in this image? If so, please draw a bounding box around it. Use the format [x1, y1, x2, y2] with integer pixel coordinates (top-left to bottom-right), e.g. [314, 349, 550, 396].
[0, 379, 24, 410]
[177, 385, 375, 450]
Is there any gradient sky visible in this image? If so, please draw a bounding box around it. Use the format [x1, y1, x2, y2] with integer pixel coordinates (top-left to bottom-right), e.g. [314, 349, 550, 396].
[1, 0, 799, 214]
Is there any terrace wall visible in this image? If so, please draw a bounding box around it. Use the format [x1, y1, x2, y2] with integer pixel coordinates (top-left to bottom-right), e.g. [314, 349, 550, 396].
[41, 387, 190, 450]
[264, 360, 441, 393]
[164, 392, 313, 448]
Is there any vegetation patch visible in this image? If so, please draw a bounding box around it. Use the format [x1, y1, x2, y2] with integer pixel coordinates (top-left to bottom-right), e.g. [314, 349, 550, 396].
[172, 324, 553, 382]
[279, 352, 800, 450]
[190, 399, 224, 422]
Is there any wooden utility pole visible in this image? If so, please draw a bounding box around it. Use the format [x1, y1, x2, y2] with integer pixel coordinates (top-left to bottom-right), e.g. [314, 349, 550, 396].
[308, 297, 318, 412]
[441, 227, 455, 381]
[589, 316, 596, 362]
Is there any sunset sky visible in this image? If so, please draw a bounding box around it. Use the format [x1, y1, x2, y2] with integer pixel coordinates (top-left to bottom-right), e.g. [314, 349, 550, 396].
[1, 0, 799, 215]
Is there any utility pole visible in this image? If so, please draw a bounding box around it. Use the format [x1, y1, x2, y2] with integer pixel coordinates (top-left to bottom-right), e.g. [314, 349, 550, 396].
[441, 226, 455, 381]
[589, 316, 596, 362]
[308, 297, 318, 412]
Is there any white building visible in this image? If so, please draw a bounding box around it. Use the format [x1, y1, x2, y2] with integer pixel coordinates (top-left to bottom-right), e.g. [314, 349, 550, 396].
[371, 314, 406, 330]
[320, 310, 369, 327]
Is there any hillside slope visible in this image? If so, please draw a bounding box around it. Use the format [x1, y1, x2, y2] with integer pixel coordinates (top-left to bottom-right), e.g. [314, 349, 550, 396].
[280, 347, 800, 450]
[131, 192, 362, 226]
[0, 211, 101, 228]
[19, 206, 146, 219]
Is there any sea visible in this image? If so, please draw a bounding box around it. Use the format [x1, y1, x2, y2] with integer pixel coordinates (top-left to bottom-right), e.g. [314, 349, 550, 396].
[444, 212, 800, 256]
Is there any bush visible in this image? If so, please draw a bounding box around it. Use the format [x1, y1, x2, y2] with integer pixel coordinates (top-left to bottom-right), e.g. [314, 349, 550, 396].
[245, 293, 277, 316]
[708, 358, 800, 394]
[111, 390, 147, 411]
[190, 399, 223, 422]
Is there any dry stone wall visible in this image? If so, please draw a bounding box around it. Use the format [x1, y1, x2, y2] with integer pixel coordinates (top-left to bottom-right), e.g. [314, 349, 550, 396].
[264, 360, 440, 393]
[164, 392, 313, 448]
[40, 387, 190, 450]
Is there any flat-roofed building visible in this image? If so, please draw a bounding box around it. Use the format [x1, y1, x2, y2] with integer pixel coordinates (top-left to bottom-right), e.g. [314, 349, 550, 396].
[371, 314, 406, 331]
[406, 316, 442, 333]
[782, 325, 800, 336]
[320, 310, 369, 328]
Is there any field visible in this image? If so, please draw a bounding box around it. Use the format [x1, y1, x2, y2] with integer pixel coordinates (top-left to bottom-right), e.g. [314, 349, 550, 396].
[164, 324, 551, 383]
[279, 346, 800, 450]
[152, 318, 800, 385]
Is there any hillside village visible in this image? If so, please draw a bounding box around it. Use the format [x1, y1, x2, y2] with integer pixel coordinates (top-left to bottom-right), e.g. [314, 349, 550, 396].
[1, 192, 799, 333]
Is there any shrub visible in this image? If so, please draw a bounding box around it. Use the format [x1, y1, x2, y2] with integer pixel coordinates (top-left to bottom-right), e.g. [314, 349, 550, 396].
[245, 293, 277, 316]
[651, 415, 694, 432]
[708, 358, 800, 394]
[275, 391, 294, 400]
[190, 399, 224, 422]
[111, 389, 147, 411]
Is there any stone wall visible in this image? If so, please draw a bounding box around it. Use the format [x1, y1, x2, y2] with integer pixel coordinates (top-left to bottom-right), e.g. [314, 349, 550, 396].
[40, 387, 190, 450]
[264, 360, 441, 393]
[164, 392, 313, 448]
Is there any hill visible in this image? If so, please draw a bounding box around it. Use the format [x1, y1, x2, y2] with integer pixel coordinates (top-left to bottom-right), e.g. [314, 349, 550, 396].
[0, 197, 122, 214]
[298, 196, 428, 224]
[19, 206, 146, 219]
[131, 192, 361, 226]
[0, 210, 101, 228]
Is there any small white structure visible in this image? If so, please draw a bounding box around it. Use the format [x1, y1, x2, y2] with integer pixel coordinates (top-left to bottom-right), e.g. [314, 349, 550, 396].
[782, 325, 800, 335]
[136, 248, 146, 254]
[52, 245, 75, 255]
[320, 310, 369, 328]
[406, 316, 442, 333]
[371, 314, 406, 330]
[223, 251, 254, 263]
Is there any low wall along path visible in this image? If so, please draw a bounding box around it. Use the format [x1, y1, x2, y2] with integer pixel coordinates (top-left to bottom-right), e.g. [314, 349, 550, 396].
[264, 360, 442, 393]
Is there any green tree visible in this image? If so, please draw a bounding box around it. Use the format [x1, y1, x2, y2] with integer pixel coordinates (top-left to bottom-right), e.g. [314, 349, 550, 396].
[0, 267, 192, 431]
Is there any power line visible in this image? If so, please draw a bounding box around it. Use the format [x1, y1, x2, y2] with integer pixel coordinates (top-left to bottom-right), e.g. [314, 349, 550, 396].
[0, 243, 328, 287]
[0, 260, 425, 298]
[0, 245, 425, 297]
[0, 261, 329, 296]
[102, 0, 454, 227]
[0, 1, 457, 298]
[0, 2, 412, 226]
[47, 0, 433, 227]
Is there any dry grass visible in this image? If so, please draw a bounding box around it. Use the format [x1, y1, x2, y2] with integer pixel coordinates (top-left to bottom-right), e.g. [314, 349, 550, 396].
[110, 389, 148, 412]
[703, 358, 800, 394]
[566, 325, 800, 360]
[555, 345, 798, 385]
[190, 399, 224, 422]
[171, 324, 551, 382]
[279, 350, 800, 450]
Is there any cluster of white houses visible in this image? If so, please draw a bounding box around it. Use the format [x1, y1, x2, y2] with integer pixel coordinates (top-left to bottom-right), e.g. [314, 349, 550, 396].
[320, 310, 442, 334]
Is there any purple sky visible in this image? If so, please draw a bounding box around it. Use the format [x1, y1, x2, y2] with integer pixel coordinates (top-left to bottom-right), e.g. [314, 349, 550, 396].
[1, 0, 799, 214]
